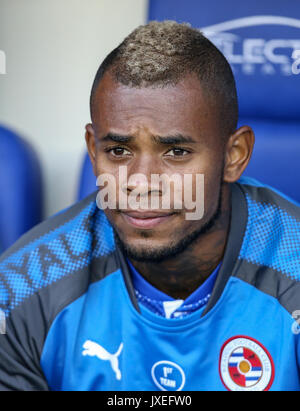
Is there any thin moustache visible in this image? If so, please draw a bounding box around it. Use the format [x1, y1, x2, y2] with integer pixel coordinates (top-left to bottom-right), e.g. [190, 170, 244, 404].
[120, 210, 178, 219]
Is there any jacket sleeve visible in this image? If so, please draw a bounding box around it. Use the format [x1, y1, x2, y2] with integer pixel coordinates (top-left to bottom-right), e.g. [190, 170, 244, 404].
[0, 299, 49, 391]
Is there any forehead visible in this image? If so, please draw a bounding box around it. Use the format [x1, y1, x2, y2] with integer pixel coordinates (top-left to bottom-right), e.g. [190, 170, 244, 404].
[92, 72, 219, 142]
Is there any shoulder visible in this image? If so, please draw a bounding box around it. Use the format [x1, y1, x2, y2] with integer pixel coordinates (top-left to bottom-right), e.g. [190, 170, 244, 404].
[236, 178, 299, 268]
[237, 176, 300, 218]
[0, 191, 116, 320]
[234, 177, 300, 315]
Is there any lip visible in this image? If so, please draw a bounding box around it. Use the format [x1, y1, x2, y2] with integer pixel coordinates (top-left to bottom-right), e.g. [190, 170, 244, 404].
[120, 210, 176, 229]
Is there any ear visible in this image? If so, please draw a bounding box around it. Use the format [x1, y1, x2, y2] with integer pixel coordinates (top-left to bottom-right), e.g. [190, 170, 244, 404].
[85, 123, 97, 177]
[223, 125, 255, 183]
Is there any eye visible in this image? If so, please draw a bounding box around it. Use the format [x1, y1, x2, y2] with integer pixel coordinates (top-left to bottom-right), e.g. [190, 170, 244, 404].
[107, 147, 132, 157]
[165, 148, 190, 157]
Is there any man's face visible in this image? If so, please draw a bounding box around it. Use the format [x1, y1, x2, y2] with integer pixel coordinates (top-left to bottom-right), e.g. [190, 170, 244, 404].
[88, 72, 226, 261]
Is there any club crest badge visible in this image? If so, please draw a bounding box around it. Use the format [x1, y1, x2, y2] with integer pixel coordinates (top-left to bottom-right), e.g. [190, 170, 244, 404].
[219, 336, 275, 391]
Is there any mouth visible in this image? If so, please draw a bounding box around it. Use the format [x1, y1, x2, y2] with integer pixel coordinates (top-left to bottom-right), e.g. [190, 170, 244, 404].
[120, 210, 177, 229]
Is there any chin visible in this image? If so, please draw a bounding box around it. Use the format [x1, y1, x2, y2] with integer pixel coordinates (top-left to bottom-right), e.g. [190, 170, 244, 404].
[122, 235, 167, 252]
[115, 231, 175, 262]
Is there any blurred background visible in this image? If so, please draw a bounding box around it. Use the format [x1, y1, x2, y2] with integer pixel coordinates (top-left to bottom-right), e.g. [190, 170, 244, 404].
[0, 0, 299, 253]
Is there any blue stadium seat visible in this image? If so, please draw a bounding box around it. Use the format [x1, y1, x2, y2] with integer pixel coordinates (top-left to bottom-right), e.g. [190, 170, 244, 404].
[240, 119, 300, 202]
[77, 152, 96, 201]
[148, 0, 300, 203]
[78, 0, 300, 204]
[0, 125, 43, 253]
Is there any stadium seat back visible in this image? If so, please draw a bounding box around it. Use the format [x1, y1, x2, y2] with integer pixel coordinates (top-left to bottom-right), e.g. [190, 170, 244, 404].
[0, 126, 43, 252]
[77, 153, 96, 201]
[147, 0, 300, 203]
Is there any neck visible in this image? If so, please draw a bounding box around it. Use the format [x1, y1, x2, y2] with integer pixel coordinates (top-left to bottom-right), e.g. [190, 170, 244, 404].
[129, 185, 231, 300]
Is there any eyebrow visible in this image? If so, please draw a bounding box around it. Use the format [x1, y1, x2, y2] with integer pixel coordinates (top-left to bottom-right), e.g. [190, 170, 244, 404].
[101, 133, 196, 144]
[153, 134, 196, 145]
[101, 133, 132, 143]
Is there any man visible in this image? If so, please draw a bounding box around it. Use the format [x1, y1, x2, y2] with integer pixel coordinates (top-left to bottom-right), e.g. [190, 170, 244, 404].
[0, 21, 299, 391]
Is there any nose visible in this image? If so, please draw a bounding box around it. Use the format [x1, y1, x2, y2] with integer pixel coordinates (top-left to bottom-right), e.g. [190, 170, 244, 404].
[124, 174, 149, 193]
[120, 156, 161, 196]
[121, 173, 161, 198]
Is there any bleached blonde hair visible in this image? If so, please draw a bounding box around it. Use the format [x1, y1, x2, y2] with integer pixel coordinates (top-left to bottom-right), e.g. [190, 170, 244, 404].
[90, 20, 238, 136]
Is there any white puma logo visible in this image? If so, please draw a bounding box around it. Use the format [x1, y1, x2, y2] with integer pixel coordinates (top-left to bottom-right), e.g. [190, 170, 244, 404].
[82, 340, 123, 380]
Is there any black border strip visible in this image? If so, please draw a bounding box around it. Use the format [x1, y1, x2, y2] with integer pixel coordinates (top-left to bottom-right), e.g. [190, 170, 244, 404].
[202, 183, 248, 316]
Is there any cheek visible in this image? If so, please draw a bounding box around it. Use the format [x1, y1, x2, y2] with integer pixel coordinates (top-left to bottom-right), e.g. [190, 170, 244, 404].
[203, 165, 224, 214]
[94, 152, 113, 177]
[94, 155, 123, 212]
[182, 158, 223, 214]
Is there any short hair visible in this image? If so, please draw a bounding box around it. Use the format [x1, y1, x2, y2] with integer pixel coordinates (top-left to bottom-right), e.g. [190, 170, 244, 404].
[90, 20, 238, 138]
